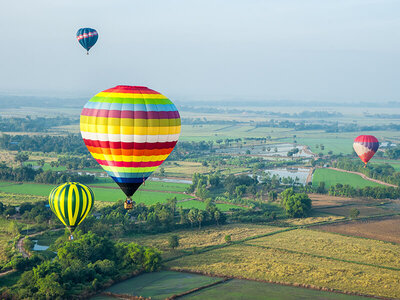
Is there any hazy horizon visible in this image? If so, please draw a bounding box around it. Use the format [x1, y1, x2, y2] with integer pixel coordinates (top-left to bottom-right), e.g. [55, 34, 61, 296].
[1, 0, 399, 102]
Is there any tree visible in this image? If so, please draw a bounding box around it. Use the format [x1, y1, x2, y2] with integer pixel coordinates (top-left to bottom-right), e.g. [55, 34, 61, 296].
[159, 167, 165, 176]
[15, 152, 29, 166]
[187, 209, 197, 228]
[214, 210, 221, 226]
[168, 234, 180, 249]
[268, 191, 277, 202]
[317, 181, 326, 194]
[224, 234, 231, 243]
[283, 193, 312, 218]
[349, 208, 360, 219]
[197, 211, 205, 229]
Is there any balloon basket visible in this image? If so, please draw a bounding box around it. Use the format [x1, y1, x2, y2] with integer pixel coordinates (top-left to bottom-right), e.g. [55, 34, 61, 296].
[68, 234, 74, 241]
[124, 198, 133, 210]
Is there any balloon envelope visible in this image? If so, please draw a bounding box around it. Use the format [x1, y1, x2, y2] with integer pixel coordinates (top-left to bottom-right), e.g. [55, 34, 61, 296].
[353, 135, 379, 164]
[80, 85, 181, 198]
[49, 182, 94, 232]
[76, 28, 98, 52]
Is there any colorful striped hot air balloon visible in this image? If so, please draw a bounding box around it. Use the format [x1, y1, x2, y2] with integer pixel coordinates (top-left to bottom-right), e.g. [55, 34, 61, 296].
[80, 85, 181, 209]
[76, 28, 98, 54]
[49, 182, 94, 239]
[353, 135, 379, 167]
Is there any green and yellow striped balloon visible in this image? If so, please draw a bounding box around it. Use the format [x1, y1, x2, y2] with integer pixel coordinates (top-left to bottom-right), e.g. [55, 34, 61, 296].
[49, 182, 94, 232]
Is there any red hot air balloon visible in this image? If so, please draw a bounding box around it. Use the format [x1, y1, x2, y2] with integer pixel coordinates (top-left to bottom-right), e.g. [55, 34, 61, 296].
[353, 135, 379, 167]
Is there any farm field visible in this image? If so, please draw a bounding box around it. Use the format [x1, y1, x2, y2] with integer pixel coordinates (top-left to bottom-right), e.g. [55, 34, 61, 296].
[0, 181, 190, 202]
[183, 278, 368, 300]
[312, 168, 384, 188]
[0, 192, 46, 205]
[0, 181, 245, 211]
[179, 124, 291, 142]
[166, 243, 400, 299]
[315, 204, 392, 217]
[248, 229, 400, 269]
[316, 216, 400, 244]
[308, 194, 361, 208]
[89, 179, 190, 193]
[152, 161, 211, 178]
[123, 224, 284, 259]
[97, 271, 222, 300]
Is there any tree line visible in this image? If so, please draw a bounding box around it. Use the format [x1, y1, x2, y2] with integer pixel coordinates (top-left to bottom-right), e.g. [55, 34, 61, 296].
[0, 163, 97, 184]
[0, 116, 74, 132]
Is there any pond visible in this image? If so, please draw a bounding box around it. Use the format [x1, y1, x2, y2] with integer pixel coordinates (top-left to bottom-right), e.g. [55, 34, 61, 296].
[150, 177, 193, 184]
[216, 143, 313, 158]
[32, 240, 49, 251]
[264, 168, 311, 185]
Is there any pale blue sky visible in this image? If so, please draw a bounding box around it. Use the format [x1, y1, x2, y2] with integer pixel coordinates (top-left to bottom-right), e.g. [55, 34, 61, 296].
[0, 0, 399, 102]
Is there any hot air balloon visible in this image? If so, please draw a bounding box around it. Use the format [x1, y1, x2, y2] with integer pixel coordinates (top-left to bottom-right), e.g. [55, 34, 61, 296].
[76, 28, 98, 54]
[353, 135, 379, 167]
[49, 182, 94, 239]
[80, 85, 181, 209]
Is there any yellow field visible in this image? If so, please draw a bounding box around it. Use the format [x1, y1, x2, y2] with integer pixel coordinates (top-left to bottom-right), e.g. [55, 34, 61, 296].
[248, 229, 400, 269]
[124, 224, 284, 257]
[166, 244, 400, 299]
[283, 216, 345, 226]
[0, 192, 47, 205]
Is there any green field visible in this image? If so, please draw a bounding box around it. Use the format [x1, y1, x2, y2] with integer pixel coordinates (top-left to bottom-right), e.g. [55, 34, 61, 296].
[100, 271, 222, 300]
[312, 168, 384, 188]
[183, 278, 368, 300]
[90, 180, 190, 193]
[0, 181, 243, 211]
[0, 181, 191, 204]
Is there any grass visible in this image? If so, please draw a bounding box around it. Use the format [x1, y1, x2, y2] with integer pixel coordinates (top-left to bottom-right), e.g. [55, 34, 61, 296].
[183, 278, 367, 300]
[177, 200, 243, 211]
[123, 224, 284, 259]
[0, 181, 193, 205]
[0, 182, 53, 197]
[248, 229, 400, 269]
[33, 230, 64, 246]
[90, 180, 190, 193]
[312, 168, 384, 188]
[166, 243, 400, 299]
[102, 271, 222, 300]
[0, 192, 46, 205]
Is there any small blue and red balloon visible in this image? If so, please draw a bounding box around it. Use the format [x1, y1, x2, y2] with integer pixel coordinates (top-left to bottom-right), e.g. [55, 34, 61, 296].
[76, 28, 98, 54]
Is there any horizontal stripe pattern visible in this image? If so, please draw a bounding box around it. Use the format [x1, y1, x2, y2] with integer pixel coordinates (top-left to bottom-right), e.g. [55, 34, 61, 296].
[81, 115, 180, 127]
[80, 85, 180, 196]
[49, 182, 94, 231]
[81, 108, 180, 119]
